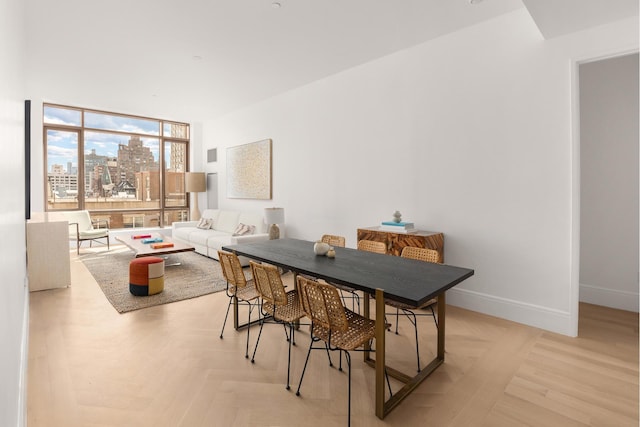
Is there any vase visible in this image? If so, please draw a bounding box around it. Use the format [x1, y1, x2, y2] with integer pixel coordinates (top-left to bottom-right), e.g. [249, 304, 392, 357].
[313, 241, 330, 256]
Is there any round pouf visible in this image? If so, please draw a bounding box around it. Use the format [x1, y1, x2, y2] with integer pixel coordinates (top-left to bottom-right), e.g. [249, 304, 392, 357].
[129, 257, 165, 296]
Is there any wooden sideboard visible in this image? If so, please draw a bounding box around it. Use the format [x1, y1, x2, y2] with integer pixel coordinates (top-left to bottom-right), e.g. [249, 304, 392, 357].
[356, 226, 445, 263]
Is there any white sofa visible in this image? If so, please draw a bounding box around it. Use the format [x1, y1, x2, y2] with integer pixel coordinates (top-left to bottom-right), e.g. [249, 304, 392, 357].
[172, 209, 268, 265]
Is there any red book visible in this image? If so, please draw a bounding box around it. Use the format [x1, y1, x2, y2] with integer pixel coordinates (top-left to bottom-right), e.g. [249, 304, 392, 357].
[132, 234, 152, 239]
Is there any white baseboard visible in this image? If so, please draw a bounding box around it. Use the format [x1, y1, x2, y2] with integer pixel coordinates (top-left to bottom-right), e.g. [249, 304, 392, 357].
[579, 283, 639, 313]
[446, 288, 576, 337]
[18, 284, 29, 427]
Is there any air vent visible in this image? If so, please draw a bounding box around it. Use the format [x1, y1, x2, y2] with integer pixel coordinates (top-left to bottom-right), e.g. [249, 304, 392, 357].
[207, 148, 217, 163]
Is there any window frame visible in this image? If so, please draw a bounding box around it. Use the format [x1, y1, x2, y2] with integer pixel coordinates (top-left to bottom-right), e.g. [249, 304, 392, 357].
[43, 103, 190, 228]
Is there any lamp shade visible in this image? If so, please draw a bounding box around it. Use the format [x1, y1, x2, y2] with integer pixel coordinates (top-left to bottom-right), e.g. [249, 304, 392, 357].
[185, 172, 206, 193]
[264, 207, 284, 224]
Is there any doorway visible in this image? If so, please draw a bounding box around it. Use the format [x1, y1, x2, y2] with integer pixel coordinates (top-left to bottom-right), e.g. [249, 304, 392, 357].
[578, 53, 639, 316]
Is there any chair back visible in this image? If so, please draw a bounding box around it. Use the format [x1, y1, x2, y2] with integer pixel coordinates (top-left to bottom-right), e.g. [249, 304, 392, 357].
[217, 251, 249, 289]
[250, 261, 287, 306]
[401, 246, 440, 264]
[357, 239, 386, 254]
[62, 210, 93, 236]
[298, 276, 348, 333]
[321, 234, 346, 248]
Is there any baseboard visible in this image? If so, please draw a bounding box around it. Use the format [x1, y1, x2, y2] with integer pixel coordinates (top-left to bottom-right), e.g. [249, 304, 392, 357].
[446, 288, 575, 336]
[579, 283, 639, 312]
[18, 284, 29, 427]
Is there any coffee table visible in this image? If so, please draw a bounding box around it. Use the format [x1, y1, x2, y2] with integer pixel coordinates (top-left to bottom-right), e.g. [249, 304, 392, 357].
[115, 232, 195, 263]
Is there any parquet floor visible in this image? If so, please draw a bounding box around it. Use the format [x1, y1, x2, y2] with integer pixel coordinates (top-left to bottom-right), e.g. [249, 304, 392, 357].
[27, 250, 639, 426]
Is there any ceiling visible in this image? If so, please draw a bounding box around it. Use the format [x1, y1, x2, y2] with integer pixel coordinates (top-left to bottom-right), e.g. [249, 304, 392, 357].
[24, 0, 638, 122]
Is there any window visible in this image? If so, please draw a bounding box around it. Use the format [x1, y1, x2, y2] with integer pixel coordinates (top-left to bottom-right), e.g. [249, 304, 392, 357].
[43, 104, 190, 228]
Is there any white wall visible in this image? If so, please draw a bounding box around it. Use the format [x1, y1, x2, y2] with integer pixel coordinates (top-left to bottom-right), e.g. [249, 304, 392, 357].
[0, 0, 29, 425]
[579, 54, 639, 312]
[203, 10, 638, 336]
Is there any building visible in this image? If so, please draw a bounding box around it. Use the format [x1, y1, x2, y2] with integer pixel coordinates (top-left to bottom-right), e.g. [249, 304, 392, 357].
[1, 1, 638, 426]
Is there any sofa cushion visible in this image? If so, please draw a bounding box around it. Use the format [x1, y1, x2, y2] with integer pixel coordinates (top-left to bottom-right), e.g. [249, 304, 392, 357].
[233, 223, 255, 236]
[237, 212, 265, 233]
[201, 209, 220, 223]
[173, 226, 198, 242]
[189, 229, 229, 246]
[196, 218, 213, 229]
[215, 211, 240, 233]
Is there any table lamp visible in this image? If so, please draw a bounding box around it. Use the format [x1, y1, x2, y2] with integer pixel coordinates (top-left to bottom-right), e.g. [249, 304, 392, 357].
[264, 207, 284, 239]
[185, 172, 206, 221]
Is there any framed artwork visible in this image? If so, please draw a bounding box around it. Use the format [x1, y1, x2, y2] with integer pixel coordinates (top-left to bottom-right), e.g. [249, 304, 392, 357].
[226, 139, 272, 199]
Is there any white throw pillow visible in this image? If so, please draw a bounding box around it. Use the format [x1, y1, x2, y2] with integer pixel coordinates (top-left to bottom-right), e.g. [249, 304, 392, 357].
[196, 218, 213, 230]
[232, 223, 255, 236]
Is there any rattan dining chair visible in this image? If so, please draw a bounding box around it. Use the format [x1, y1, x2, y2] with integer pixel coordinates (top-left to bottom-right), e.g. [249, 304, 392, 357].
[385, 246, 440, 372]
[295, 276, 390, 427]
[321, 234, 346, 248]
[321, 234, 361, 312]
[249, 261, 307, 390]
[218, 250, 260, 359]
[356, 239, 387, 254]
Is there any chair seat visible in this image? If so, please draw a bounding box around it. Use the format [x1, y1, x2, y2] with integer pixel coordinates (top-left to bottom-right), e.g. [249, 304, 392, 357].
[383, 297, 437, 311]
[262, 290, 305, 323]
[78, 229, 108, 239]
[231, 281, 260, 301]
[311, 308, 376, 351]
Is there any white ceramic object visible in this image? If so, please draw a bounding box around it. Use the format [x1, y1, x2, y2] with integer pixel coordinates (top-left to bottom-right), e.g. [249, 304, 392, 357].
[313, 241, 331, 255]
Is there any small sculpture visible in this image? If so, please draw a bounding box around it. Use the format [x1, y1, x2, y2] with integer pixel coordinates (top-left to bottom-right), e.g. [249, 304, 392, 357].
[313, 241, 331, 256]
[393, 210, 402, 223]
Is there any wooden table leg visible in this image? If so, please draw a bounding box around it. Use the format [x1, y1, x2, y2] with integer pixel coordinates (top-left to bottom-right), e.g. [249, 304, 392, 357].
[437, 292, 445, 359]
[375, 288, 385, 419]
[363, 293, 371, 357]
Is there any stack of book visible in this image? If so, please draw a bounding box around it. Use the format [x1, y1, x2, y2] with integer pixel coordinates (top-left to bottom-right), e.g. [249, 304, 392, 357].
[380, 221, 417, 233]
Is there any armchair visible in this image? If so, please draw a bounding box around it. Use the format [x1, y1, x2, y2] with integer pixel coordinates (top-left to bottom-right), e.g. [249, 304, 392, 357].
[63, 210, 110, 254]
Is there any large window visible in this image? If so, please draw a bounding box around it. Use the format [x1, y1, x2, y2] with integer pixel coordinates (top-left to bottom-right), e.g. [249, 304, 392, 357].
[44, 104, 190, 228]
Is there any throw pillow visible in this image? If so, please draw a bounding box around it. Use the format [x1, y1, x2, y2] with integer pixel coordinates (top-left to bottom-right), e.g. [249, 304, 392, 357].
[232, 223, 255, 236]
[196, 218, 213, 230]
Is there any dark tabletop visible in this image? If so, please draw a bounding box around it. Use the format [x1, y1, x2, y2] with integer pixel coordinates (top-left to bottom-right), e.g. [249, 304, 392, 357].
[223, 238, 474, 307]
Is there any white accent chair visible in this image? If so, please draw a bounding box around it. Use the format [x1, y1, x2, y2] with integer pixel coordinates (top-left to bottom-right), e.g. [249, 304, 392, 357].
[62, 210, 110, 254]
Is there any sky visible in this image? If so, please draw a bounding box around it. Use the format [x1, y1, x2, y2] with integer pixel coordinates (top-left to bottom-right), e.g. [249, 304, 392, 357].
[44, 106, 161, 173]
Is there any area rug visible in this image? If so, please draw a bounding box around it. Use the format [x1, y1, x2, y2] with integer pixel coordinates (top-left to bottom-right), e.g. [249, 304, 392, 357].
[80, 246, 228, 313]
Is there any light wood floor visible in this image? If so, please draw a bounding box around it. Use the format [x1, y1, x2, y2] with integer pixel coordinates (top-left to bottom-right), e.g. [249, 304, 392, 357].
[27, 249, 639, 426]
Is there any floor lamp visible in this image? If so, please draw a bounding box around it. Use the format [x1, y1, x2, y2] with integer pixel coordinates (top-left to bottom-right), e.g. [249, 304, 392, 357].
[185, 172, 206, 221]
[264, 207, 284, 239]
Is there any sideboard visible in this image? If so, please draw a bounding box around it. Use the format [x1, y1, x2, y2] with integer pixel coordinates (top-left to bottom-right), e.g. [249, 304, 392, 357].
[27, 217, 71, 291]
[356, 226, 445, 263]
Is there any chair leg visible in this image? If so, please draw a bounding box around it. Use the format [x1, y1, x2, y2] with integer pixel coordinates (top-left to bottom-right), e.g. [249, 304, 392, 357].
[345, 350, 352, 427]
[430, 305, 438, 328]
[286, 323, 293, 390]
[325, 342, 334, 367]
[296, 336, 317, 396]
[401, 309, 421, 372]
[245, 301, 256, 359]
[250, 313, 266, 363]
[395, 308, 400, 334]
[220, 295, 233, 339]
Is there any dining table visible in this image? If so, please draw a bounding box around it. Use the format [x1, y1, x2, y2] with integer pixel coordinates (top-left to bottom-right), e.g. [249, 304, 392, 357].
[222, 238, 474, 419]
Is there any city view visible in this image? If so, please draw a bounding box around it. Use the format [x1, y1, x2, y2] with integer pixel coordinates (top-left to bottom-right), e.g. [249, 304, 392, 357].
[45, 105, 190, 228]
